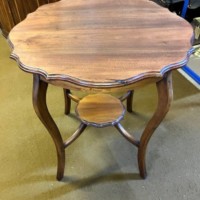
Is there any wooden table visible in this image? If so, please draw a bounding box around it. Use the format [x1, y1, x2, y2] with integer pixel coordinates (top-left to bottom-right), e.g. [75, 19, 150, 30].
[8, 0, 193, 181]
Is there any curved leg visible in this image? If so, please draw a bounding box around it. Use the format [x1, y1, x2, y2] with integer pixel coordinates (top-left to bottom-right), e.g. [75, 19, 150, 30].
[33, 75, 65, 181]
[63, 89, 71, 115]
[138, 72, 173, 179]
[64, 123, 87, 148]
[115, 123, 139, 147]
[127, 90, 134, 112]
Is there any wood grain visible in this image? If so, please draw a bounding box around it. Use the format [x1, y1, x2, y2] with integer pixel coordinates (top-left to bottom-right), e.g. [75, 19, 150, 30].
[32, 74, 65, 180]
[0, 0, 60, 36]
[8, 0, 194, 90]
[0, 0, 15, 36]
[76, 94, 125, 127]
[7, 1, 193, 180]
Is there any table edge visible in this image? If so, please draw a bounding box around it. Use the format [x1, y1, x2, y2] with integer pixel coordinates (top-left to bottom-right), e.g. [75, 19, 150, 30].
[8, 38, 194, 89]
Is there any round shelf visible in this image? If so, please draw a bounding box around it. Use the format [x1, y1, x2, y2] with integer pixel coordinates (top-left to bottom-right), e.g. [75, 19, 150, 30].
[76, 94, 125, 127]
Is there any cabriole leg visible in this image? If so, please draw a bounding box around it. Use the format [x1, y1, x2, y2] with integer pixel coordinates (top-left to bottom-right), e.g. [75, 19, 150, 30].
[138, 72, 173, 178]
[33, 74, 65, 181]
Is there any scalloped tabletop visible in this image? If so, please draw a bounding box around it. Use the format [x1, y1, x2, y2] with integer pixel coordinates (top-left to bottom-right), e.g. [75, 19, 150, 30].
[8, 0, 193, 88]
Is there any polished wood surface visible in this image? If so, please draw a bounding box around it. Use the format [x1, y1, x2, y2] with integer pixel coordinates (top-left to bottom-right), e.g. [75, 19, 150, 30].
[76, 94, 125, 127]
[8, 0, 194, 181]
[33, 74, 65, 180]
[138, 71, 173, 178]
[9, 0, 193, 90]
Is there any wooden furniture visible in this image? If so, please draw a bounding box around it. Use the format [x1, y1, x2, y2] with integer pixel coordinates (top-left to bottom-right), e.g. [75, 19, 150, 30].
[0, 0, 60, 36]
[8, 0, 193, 181]
[76, 94, 125, 127]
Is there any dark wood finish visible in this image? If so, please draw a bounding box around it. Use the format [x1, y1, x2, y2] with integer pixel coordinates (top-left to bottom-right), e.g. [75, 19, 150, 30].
[0, 0, 60, 36]
[138, 72, 173, 178]
[63, 89, 71, 115]
[8, 0, 193, 180]
[0, 0, 15, 36]
[8, 0, 60, 24]
[33, 74, 88, 180]
[126, 91, 134, 113]
[119, 91, 132, 102]
[32, 74, 65, 181]
[7, 0, 39, 25]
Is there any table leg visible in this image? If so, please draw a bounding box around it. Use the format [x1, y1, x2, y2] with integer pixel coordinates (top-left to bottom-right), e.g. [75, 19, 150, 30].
[63, 89, 71, 115]
[138, 72, 173, 178]
[32, 74, 65, 181]
[127, 90, 134, 112]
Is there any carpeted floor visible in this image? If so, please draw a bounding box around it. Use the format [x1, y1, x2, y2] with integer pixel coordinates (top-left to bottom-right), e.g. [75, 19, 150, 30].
[0, 33, 200, 200]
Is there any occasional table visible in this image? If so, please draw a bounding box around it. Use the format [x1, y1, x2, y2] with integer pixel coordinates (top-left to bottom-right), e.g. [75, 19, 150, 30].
[8, 0, 193, 180]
